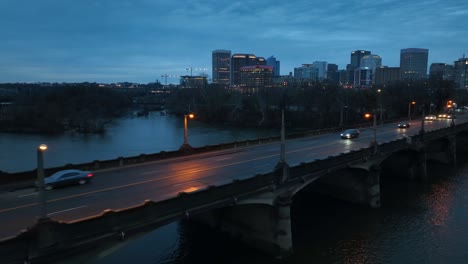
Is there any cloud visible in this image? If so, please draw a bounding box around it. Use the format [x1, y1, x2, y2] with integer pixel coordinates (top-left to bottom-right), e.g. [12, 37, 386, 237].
[1, 0, 467, 82]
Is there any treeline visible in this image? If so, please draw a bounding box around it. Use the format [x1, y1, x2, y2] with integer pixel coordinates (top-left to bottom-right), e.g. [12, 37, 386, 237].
[0, 83, 132, 133]
[165, 79, 464, 131]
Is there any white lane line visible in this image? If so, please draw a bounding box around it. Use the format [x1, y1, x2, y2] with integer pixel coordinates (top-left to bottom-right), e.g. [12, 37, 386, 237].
[216, 157, 232, 161]
[173, 180, 198, 187]
[48, 205, 87, 216]
[142, 170, 161, 175]
[18, 192, 38, 198]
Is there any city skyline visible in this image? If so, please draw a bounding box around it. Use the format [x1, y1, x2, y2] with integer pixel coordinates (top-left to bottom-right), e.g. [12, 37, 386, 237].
[1, 0, 467, 84]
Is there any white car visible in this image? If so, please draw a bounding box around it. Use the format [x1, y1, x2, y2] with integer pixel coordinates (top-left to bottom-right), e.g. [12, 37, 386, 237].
[425, 115, 436, 121]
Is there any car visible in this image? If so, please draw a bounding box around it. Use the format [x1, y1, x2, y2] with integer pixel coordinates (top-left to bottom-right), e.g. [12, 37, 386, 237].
[446, 114, 456, 119]
[437, 113, 447, 119]
[38, 169, 94, 190]
[398, 122, 410, 128]
[340, 129, 360, 139]
[425, 115, 437, 121]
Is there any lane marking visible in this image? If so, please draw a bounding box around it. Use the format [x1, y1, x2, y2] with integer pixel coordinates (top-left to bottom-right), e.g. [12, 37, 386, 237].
[173, 180, 198, 187]
[48, 205, 87, 216]
[18, 193, 37, 198]
[142, 170, 161, 175]
[216, 157, 232, 161]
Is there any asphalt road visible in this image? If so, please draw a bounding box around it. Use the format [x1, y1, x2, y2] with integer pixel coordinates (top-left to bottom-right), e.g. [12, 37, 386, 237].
[0, 114, 466, 239]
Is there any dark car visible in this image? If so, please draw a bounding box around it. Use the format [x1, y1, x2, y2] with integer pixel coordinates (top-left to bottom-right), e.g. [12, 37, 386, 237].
[398, 122, 410, 128]
[39, 169, 94, 190]
[340, 129, 360, 139]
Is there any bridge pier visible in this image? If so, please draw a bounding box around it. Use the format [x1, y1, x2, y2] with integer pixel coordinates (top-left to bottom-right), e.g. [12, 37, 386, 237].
[191, 195, 293, 258]
[448, 135, 457, 166]
[311, 167, 381, 208]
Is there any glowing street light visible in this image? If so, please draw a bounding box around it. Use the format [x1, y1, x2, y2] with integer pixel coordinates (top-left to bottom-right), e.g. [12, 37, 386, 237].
[37, 144, 48, 219]
[365, 112, 377, 154]
[183, 113, 195, 146]
[408, 101, 416, 121]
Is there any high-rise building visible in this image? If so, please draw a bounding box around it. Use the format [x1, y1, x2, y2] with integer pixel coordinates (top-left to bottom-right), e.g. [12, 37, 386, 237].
[400, 48, 429, 80]
[351, 50, 371, 68]
[313, 61, 327, 80]
[327, 63, 339, 82]
[429, 63, 454, 81]
[240, 65, 273, 89]
[266, 56, 280, 76]
[354, 67, 373, 89]
[454, 57, 468, 89]
[348, 50, 371, 85]
[294, 64, 319, 81]
[374, 66, 401, 85]
[361, 54, 382, 73]
[230, 54, 265, 86]
[212, 50, 231, 85]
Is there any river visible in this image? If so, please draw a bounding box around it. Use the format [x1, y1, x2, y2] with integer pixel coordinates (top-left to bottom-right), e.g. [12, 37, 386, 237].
[0, 112, 278, 173]
[2, 113, 468, 264]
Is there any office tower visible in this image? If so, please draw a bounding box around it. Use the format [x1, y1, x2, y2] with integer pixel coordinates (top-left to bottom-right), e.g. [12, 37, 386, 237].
[354, 67, 373, 89]
[361, 54, 382, 73]
[454, 57, 468, 89]
[266, 56, 281, 76]
[429, 63, 454, 81]
[327, 63, 339, 82]
[231, 54, 264, 86]
[212, 50, 231, 84]
[294, 64, 319, 81]
[239, 65, 274, 88]
[348, 50, 371, 86]
[313, 61, 327, 80]
[374, 66, 401, 85]
[400, 48, 429, 80]
[351, 50, 371, 68]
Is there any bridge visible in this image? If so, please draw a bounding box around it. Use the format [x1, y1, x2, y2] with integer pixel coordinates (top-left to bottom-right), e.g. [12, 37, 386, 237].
[1, 116, 468, 263]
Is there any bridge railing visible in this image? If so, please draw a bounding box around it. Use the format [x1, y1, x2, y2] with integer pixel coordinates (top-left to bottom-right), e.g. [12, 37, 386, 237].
[1, 120, 467, 187]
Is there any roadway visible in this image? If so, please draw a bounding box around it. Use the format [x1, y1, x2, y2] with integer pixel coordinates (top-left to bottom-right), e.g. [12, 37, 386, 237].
[0, 114, 466, 239]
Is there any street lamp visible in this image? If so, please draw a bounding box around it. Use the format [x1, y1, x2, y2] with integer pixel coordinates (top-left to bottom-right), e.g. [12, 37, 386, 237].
[408, 101, 416, 121]
[37, 144, 48, 219]
[339, 105, 348, 127]
[181, 113, 195, 150]
[365, 112, 377, 154]
[377, 89, 383, 125]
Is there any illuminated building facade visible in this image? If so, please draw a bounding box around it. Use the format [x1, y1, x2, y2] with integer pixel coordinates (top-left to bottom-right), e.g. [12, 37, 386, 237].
[231, 54, 266, 86]
[212, 50, 231, 85]
[454, 57, 468, 90]
[400, 48, 429, 80]
[239, 65, 273, 90]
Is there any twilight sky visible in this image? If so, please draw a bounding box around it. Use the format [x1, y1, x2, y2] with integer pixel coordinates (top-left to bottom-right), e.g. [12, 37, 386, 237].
[1, 0, 467, 84]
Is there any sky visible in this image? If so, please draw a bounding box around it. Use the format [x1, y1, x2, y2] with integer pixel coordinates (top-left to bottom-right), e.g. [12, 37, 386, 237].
[1, 0, 467, 84]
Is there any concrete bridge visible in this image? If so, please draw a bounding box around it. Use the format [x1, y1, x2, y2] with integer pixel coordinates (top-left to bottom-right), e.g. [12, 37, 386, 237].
[2, 121, 468, 263]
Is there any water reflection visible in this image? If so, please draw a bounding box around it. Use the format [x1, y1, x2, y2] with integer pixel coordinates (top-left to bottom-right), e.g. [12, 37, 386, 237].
[1, 112, 277, 173]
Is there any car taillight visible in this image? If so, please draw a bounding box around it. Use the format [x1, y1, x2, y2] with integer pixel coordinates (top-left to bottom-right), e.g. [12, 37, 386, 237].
[87, 173, 93, 178]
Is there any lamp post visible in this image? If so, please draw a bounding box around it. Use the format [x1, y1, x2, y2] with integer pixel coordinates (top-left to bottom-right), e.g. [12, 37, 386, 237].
[408, 101, 416, 121]
[339, 105, 348, 127]
[365, 112, 377, 154]
[377, 89, 383, 125]
[180, 113, 195, 152]
[37, 144, 48, 219]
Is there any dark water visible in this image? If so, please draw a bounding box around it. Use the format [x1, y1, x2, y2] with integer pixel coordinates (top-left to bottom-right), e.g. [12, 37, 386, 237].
[87, 160, 468, 264]
[0, 112, 277, 173]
